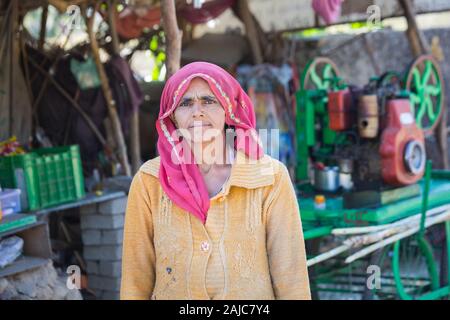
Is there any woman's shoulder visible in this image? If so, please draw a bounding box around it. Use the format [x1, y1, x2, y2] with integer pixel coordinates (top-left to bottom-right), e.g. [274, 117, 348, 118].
[129, 157, 161, 194]
[231, 151, 290, 191]
[138, 156, 161, 178]
[260, 154, 291, 185]
[236, 151, 286, 176]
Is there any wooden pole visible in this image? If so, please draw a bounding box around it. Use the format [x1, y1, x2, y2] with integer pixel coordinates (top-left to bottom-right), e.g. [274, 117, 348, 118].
[234, 0, 263, 64]
[398, 0, 430, 56]
[9, 0, 18, 137]
[84, 4, 131, 176]
[107, 0, 120, 54]
[129, 100, 142, 173]
[38, 5, 48, 51]
[107, 0, 141, 174]
[161, 0, 182, 78]
[439, 106, 449, 169]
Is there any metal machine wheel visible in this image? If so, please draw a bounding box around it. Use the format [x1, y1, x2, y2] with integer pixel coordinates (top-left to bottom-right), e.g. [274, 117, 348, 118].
[301, 57, 342, 91]
[404, 55, 444, 135]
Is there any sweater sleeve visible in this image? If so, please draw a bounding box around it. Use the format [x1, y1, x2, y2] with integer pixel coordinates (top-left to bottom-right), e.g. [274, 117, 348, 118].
[120, 172, 156, 300]
[264, 163, 311, 300]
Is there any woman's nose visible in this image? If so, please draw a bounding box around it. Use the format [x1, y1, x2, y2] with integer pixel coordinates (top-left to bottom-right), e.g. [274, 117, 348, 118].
[192, 101, 204, 117]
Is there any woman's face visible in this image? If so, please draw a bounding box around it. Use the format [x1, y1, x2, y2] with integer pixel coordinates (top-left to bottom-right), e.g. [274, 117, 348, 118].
[173, 77, 226, 143]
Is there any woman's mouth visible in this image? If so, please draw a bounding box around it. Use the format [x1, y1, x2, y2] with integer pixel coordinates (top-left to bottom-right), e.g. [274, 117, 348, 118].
[189, 123, 212, 129]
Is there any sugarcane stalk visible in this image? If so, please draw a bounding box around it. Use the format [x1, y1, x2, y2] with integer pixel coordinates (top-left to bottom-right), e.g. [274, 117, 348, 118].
[345, 210, 450, 264]
[308, 205, 450, 266]
[332, 204, 450, 235]
[307, 244, 350, 267]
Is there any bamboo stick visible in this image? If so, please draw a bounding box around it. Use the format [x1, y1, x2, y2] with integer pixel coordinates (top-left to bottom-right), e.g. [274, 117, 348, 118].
[398, 0, 430, 56]
[38, 5, 48, 51]
[307, 244, 350, 267]
[106, 0, 141, 174]
[332, 204, 450, 235]
[345, 210, 450, 264]
[308, 205, 450, 266]
[107, 0, 120, 54]
[130, 111, 141, 173]
[308, 224, 407, 267]
[84, 4, 131, 176]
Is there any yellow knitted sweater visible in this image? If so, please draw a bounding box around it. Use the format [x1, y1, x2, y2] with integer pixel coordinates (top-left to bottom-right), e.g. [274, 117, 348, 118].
[120, 151, 311, 300]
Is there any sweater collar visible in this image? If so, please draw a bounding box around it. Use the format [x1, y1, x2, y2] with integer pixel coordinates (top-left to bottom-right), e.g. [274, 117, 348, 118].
[139, 150, 277, 191]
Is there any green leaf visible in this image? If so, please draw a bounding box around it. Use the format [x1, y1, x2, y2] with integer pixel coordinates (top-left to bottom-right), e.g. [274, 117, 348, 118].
[150, 36, 159, 51]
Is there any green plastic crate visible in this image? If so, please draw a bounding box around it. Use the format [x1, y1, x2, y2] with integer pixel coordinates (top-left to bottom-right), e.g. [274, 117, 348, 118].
[0, 145, 85, 211]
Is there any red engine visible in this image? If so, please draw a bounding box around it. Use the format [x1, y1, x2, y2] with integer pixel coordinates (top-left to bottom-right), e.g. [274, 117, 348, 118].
[380, 99, 425, 186]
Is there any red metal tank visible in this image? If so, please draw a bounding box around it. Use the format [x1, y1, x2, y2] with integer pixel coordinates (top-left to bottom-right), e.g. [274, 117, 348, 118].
[380, 99, 425, 186]
[328, 89, 353, 131]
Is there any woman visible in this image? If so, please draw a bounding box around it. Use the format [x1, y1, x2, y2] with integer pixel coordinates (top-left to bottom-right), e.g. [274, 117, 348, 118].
[120, 62, 310, 300]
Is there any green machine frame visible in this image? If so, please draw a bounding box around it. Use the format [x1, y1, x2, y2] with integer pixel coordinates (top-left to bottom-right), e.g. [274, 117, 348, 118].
[295, 55, 450, 300]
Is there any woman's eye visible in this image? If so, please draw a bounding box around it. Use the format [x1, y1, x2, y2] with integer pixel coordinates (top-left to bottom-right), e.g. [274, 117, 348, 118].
[204, 99, 217, 105]
[179, 101, 190, 107]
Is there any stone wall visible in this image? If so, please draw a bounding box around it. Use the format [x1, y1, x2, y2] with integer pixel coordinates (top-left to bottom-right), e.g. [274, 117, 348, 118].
[0, 260, 82, 300]
[80, 196, 127, 300]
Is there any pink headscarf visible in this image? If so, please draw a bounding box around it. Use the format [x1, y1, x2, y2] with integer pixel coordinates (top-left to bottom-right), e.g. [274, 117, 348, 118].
[156, 62, 264, 224]
[312, 0, 344, 25]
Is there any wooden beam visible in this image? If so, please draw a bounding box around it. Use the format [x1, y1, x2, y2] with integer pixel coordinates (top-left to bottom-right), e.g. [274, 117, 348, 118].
[398, 0, 430, 56]
[85, 4, 131, 176]
[38, 5, 48, 51]
[107, 0, 120, 54]
[234, 0, 263, 64]
[161, 0, 182, 78]
[439, 110, 449, 169]
[108, 0, 141, 174]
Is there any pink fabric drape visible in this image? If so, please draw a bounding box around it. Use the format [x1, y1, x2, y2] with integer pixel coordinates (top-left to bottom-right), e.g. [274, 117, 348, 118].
[312, 0, 344, 25]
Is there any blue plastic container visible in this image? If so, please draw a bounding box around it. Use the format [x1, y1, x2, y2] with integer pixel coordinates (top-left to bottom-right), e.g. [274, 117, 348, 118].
[0, 189, 22, 215]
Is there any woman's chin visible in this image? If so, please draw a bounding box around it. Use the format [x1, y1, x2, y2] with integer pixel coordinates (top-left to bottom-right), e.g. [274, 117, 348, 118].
[189, 137, 216, 144]
[185, 128, 221, 143]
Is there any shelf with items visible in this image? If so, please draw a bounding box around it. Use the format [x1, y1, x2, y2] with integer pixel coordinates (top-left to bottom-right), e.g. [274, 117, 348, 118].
[0, 216, 52, 278]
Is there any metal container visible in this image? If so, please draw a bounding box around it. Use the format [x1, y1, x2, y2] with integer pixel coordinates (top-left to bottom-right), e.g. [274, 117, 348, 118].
[338, 159, 354, 174]
[358, 95, 379, 138]
[314, 166, 340, 192]
[339, 173, 354, 191]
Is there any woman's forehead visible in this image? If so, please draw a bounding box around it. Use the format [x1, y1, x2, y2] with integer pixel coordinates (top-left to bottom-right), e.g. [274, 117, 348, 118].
[182, 77, 215, 97]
